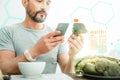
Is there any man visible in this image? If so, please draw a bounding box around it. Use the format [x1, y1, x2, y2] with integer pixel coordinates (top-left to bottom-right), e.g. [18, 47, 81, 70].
[0, 0, 83, 74]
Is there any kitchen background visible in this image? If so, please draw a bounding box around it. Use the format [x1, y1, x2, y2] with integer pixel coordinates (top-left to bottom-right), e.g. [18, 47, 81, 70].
[0, 0, 120, 59]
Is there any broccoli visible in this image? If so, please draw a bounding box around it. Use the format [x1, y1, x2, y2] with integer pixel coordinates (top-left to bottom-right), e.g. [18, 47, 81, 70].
[75, 56, 120, 76]
[73, 23, 87, 36]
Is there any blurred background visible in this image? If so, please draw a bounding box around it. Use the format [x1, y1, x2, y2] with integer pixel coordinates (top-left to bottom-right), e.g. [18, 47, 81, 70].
[0, 0, 120, 59]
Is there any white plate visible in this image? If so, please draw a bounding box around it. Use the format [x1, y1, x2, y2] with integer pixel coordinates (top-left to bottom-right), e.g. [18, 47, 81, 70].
[83, 74, 120, 79]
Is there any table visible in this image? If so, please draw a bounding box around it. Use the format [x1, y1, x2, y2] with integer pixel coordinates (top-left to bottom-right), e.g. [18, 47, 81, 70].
[3, 73, 120, 80]
[3, 74, 92, 80]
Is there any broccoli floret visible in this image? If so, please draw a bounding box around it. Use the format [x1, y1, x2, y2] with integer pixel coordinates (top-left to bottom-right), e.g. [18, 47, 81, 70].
[83, 63, 98, 75]
[0, 69, 3, 80]
[95, 59, 110, 75]
[107, 61, 120, 76]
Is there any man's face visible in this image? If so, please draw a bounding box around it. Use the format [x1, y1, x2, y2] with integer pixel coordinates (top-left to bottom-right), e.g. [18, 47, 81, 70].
[26, 0, 51, 23]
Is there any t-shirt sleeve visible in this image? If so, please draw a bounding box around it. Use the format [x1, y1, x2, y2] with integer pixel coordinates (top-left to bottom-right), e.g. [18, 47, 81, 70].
[58, 41, 69, 55]
[0, 27, 14, 51]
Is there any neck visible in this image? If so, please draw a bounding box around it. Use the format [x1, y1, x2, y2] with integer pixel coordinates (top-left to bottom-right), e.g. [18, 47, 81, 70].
[21, 15, 44, 30]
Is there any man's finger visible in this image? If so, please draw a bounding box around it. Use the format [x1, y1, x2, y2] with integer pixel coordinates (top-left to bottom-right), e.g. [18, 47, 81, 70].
[70, 34, 77, 39]
[48, 36, 64, 43]
[47, 31, 61, 38]
[49, 40, 63, 47]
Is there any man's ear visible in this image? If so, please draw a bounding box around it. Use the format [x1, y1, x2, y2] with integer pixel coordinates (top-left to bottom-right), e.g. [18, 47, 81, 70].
[22, 0, 28, 8]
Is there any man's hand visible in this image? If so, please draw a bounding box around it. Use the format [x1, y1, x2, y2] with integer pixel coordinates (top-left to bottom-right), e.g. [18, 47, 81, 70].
[29, 31, 64, 56]
[68, 34, 84, 59]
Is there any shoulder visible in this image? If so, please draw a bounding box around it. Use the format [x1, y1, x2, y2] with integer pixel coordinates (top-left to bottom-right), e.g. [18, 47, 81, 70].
[0, 23, 19, 31]
[0, 23, 20, 36]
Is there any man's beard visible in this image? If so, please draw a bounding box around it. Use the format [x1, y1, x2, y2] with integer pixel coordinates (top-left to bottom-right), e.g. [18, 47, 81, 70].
[27, 9, 47, 23]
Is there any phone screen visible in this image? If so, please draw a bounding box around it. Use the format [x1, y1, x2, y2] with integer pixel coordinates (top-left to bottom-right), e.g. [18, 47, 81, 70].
[56, 23, 69, 35]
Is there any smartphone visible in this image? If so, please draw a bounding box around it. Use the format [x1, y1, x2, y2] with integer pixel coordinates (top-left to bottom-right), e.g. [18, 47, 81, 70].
[56, 23, 69, 36]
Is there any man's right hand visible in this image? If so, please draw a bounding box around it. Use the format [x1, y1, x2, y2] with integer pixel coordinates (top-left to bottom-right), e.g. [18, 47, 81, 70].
[29, 31, 64, 57]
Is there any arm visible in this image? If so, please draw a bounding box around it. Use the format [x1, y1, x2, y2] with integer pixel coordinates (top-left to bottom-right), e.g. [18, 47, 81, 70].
[57, 53, 75, 73]
[58, 34, 84, 73]
[0, 50, 27, 74]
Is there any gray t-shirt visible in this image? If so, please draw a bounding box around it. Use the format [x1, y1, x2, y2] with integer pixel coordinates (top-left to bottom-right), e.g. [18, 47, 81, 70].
[0, 23, 69, 73]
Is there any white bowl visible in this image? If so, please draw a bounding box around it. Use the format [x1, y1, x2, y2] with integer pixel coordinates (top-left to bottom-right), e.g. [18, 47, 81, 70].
[18, 62, 46, 78]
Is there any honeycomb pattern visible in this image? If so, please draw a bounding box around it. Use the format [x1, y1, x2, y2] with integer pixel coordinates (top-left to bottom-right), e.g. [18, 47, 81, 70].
[70, 1, 114, 28]
[91, 1, 114, 25]
[0, 0, 24, 28]
[0, 0, 120, 58]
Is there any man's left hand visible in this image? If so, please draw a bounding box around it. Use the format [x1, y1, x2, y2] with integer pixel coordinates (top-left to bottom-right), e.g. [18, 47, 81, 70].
[68, 34, 84, 59]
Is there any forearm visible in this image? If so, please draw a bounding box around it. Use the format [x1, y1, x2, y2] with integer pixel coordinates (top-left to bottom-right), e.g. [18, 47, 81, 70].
[0, 47, 42, 75]
[0, 54, 27, 75]
[63, 57, 75, 73]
